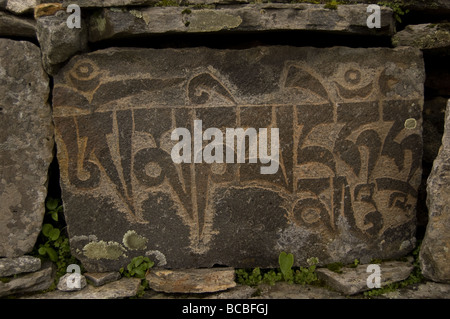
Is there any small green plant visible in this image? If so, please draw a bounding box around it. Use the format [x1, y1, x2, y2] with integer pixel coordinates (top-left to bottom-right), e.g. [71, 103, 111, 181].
[324, 0, 339, 9]
[120, 256, 154, 279]
[120, 256, 155, 298]
[378, 0, 409, 23]
[155, 0, 180, 7]
[33, 197, 81, 286]
[349, 258, 360, 268]
[236, 253, 319, 286]
[326, 262, 344, 273]
[45, 197, 63, 222]
[278, 252, 295, 282]
[236, 268, 263, 286]
[294, 257, 319, 285]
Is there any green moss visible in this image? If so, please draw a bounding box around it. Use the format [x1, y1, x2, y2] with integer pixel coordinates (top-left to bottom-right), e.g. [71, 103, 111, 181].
[91, 11, 107, 34]
[155, 0, 180, 7]
[326, 262, 344, 273]
[324, 1, 339, 9]
[83, 241, 126, 260]
[122, 230, 148, 251]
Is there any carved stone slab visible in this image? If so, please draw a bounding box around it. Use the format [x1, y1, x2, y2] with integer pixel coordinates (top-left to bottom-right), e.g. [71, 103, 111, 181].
[53, 46, 424, 272]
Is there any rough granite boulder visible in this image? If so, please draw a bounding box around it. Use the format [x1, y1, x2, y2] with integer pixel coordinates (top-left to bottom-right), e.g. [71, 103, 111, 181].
[0, 39, 54, 258]
[52, 46, 424, 272]
[420, 99, 450, 284]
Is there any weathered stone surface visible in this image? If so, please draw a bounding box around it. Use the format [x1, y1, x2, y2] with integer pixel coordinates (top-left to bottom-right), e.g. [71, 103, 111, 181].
[0, 256, 41, 277]
[393, 23, 450, 52]
[420, 99, 450, 284]
[23, 277, 141, 299]
[53, 46, 424, 272]
[0, 261, 55, 298]
[5, 0, 39, 14]
[252, 282, 346, 299]
[147, 268, 236, 293]
[316, 261, 414, 295]
[382, 281, 450, 299]
[0, 11, 36, 38]
[57, 272, 87, 291]
[0, 39, 53, 258]
[85, 271, 121, 287]
[36, 9, 88, 75]
[62, 0, 159, 7]
[89, 4, 395, 42]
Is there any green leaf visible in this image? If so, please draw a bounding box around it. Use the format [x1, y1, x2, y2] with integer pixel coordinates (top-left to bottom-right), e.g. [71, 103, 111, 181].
[51, 212, 59, 222]
[49, 228, 60, 241]
[46, 198, 59, 211]
[134, 257, 143, 268]
[42, 224, 54, 237]
[38, 246, 47, 255]
[46, 247, 58, 262]
[134, 268, 145, 278]
[278, 252, 294, 278]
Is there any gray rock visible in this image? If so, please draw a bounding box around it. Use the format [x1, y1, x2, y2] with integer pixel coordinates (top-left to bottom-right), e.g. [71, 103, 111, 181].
[147, 268, 236, 293]
[57, 272, 87, 291]
[36, 9, 88, 75]
[84, 271, 121, 287]
[316, 261, 414, 295]
[382, 281, 450, 299]
[53, 46, 424, 272]
[0, 11, 36, 38]
[0, 39, 54, 258]
[23, 277, 141, 299]
[0, 261, 55, 298]
[62, 0, 159, 7]
[89, 4, 395, 42]
[252, 282, 345, 299]
[393, 23, 450, 52]
[0, 256, 41, 277]
[5, 0, 38, 14]
[205, 285, 257, 299]
[420, 99, 450, 284]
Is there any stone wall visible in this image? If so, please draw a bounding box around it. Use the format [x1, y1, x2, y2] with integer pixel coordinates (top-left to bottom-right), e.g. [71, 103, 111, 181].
[1, 0, 450, 297]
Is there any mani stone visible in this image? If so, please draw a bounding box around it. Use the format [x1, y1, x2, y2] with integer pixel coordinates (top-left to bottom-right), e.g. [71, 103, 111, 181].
[0, 39, 54, 258]
[146, 268, 236, 293]
[420, 99, 450, 284]
[53, 46, 424, 272]
[89, 4, 395, 42]
[0, 256, 41, 277]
